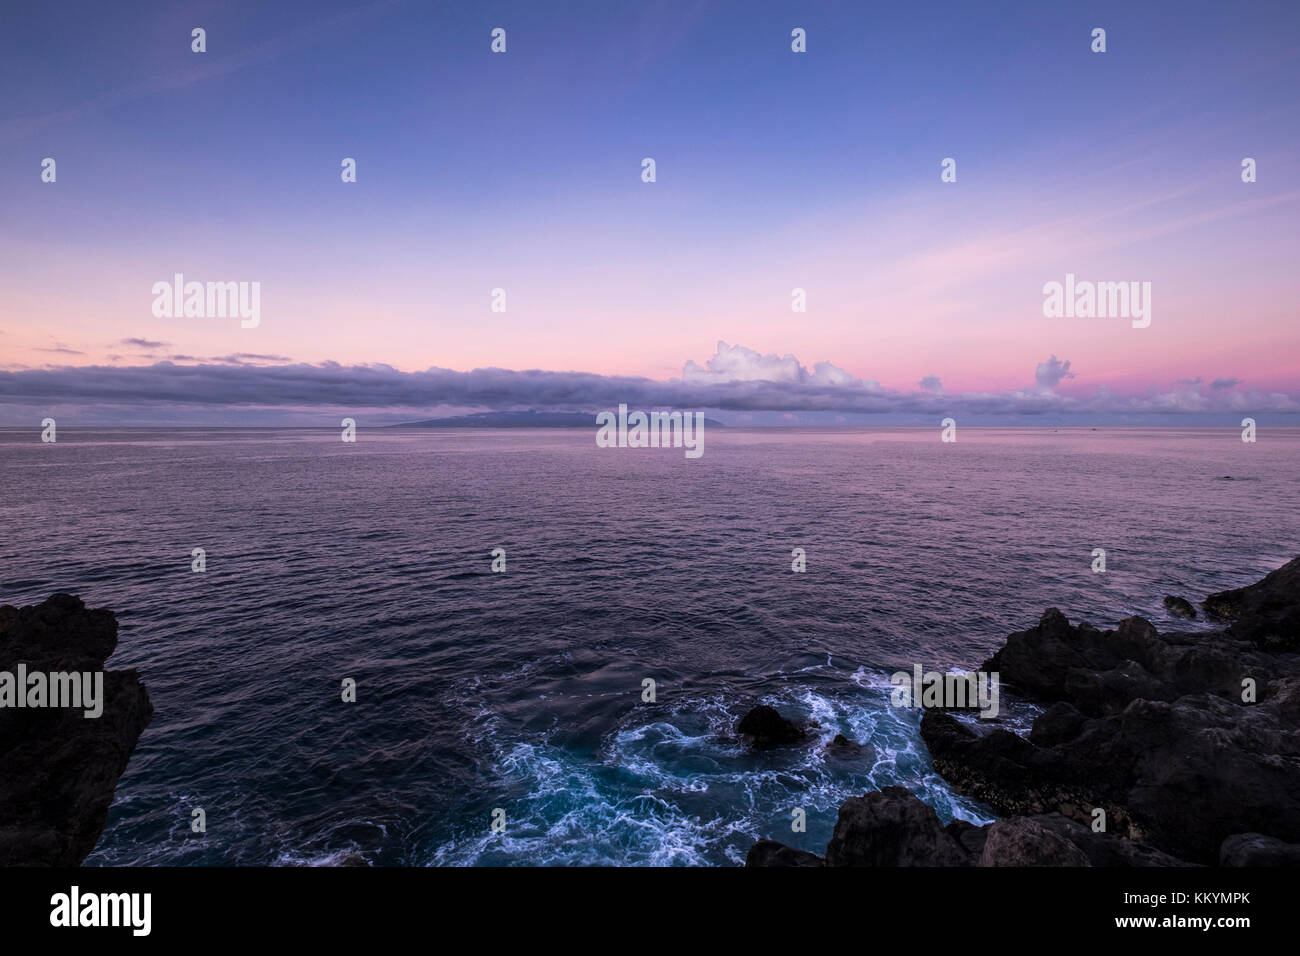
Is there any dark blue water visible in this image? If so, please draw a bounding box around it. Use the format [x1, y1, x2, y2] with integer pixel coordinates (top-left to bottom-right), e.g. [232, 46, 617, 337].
[1, 426, 1296, 865]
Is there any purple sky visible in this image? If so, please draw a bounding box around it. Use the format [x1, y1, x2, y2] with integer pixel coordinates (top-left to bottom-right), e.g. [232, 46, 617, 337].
[2, 0, 1298, 424]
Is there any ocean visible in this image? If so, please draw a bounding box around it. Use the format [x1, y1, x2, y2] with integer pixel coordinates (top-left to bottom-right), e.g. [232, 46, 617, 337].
[1, 425, 1296, 866]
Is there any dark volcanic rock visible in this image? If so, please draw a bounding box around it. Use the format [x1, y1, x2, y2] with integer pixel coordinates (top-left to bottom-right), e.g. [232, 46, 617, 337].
[924, 557, 1300, 864]
[984, 610, 1192, 716]
[945, 818, 989, 858]
[1202, 557, 1300, 650]
[923, 689, 1300, 865]
[745, 839, 825, 867]
[1030, 702, 1090, 748]
[978, 817, 1091, 866]
[736, 704, 806, 747]
[824, 786, 971, 866]
[1028, 812, 1195, 867]
[1163, 595, 1197, 619]
[921, 710, 1121, 829]
[744, 559, 1300, 869]
[824, 733, 875, 763]
[0, 594, 153, 866]
[746, 787, 1195, 866]
[1219, 832, 1300, 867]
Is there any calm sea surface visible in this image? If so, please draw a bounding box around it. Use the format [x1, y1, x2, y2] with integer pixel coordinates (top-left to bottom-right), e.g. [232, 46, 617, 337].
[1, 426, 1296, 865]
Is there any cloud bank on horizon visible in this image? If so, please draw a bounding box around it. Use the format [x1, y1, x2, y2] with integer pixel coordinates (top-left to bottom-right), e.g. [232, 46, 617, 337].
[1, 341, 1294, 426]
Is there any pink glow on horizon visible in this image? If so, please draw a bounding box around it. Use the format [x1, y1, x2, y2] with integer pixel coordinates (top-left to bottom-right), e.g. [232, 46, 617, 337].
[3, 174, 1298, 397]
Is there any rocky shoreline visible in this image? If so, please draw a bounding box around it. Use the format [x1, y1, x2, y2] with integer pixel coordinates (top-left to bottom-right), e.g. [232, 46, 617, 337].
[747, 557, 1300, 866]
[4, 561, 1296, 868]
[0, 595, 153, 866]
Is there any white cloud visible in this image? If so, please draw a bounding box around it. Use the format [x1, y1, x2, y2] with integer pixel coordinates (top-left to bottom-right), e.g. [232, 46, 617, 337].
[682, 341, 858, 386]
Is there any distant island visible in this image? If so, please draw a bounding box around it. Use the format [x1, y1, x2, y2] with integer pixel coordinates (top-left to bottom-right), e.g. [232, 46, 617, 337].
[391, 410, 727, 428]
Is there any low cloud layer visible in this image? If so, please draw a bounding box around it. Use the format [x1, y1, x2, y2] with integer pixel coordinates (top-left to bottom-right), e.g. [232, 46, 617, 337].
[1, 341, 1294, 423]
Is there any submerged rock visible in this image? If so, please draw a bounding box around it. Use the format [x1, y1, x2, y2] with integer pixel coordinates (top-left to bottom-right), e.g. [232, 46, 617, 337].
[1162, 595, 1197, 619]
[736, 704, 806, 747]
[824, 733, 875, 762]
[0, 594, 153, 866]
